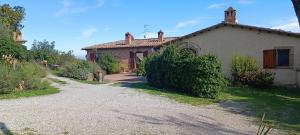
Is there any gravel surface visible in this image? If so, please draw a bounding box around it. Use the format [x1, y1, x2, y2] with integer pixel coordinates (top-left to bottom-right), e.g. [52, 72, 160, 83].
[0, 75, 259, 135]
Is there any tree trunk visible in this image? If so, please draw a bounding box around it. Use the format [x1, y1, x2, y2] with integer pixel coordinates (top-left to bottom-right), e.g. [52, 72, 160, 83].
[292, 0, 300, 26]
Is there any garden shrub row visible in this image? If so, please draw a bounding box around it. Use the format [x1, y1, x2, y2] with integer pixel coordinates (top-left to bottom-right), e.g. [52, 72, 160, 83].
[145, 46, 225, 99]
[0, 62, 48, 94]
[58, 60, 104, 80]
[231, 55, 274, 87]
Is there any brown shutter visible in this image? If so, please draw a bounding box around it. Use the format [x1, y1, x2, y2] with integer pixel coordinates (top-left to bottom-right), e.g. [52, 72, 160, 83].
[263, 49, 276, 69]
[129, 52, 135, 70]
[143, 51, 148, 57]
[89, 53, 95, 62]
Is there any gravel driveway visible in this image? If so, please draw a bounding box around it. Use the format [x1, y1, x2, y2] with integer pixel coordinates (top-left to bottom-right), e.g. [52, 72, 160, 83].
[0, 76, 258, 135]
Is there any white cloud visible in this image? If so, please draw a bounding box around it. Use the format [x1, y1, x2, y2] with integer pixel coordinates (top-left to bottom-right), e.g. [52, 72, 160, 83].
[55, 0, 72, 16]
[271, 18, 300, 32]
[237, 0, 254, 5]
[176, 19, 199, 29]
[207, 2, 228, 9]
[55, 0, 106, 16]
[82, 27, 97, 38]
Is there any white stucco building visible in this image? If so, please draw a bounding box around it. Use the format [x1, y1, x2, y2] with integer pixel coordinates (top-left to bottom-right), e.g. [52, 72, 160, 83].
[165, 7, 300, 87]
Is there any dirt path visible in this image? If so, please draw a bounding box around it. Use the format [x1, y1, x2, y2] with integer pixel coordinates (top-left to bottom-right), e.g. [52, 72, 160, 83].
[0, 75, 259, 135]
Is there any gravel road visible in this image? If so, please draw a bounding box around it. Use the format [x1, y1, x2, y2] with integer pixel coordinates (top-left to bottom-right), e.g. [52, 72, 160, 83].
[0, 75, 259, 135]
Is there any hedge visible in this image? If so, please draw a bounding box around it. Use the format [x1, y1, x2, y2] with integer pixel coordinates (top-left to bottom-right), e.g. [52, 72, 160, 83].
[145, 46, 225, 99]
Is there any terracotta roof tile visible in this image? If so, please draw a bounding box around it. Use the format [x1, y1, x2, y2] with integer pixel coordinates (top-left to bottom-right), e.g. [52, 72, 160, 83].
[82, 37, 178, 50]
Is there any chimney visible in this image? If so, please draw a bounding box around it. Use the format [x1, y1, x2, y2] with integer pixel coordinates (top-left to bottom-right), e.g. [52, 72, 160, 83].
[224, 7, 237, 24]
[125, 32, 134, 45]
[158, 30, 164, 42]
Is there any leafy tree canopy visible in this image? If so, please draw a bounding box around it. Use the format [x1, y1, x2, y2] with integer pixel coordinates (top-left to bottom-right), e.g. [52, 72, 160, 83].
[0, 38, 27, 61]
[0, 4, 25, 32]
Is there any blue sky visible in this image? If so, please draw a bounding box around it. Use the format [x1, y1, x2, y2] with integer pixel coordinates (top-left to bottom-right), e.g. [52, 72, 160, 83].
[1, 0, 299, 57]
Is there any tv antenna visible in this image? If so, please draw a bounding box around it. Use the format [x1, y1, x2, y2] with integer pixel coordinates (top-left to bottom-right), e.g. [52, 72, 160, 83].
[143, 24, 150, 39]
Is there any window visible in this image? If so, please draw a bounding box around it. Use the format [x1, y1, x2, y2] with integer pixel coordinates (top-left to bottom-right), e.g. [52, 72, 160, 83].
[277, 49, 290, 67]
[263, 48, 292, 69]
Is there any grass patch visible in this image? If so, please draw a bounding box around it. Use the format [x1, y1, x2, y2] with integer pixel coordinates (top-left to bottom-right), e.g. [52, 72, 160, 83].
[0, 86, 60, 100]
[48, 78, 67, 84]
[127, 82, 300, 134]
[129, 82, 218, 106]
[220, 86, 300, 134]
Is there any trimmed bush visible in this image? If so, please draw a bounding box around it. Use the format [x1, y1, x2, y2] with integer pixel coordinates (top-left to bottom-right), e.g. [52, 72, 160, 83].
[145, 46, 224, 99]
[97, 53, 120, 74]
[135, 53, 157, 76]
[231, 55, 274, 87]
[58, 60, 90, 80]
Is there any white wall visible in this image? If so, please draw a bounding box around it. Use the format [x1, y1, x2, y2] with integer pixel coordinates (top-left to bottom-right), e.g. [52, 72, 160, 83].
[179, 26, 300, 85]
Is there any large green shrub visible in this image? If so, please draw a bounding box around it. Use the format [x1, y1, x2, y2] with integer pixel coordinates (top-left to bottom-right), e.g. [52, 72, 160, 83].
[58, 59, 105, 80]
[145, 46, 224, 99]
[58, 60, 90, 80]
[135, 53, 158, 76]
[0, 38, 27, 61]
[17, 62, 48, 90]
[231, 55, 274, 87]
[97, 53, 120, 74]
[0, 63, 18, 94]
[0, 62, 48, 94]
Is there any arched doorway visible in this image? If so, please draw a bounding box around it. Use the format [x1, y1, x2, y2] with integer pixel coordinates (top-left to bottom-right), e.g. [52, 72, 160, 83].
[178, 42, 201, 55]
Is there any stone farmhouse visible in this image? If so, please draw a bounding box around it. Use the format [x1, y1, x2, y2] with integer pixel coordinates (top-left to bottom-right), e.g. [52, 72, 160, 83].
[82, 31, 177, 72]
[83, 7, 300, 86]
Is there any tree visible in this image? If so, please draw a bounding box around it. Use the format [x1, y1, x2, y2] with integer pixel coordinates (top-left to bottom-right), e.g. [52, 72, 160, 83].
[0, 38, 27, 61]
[30, 40, 60, 64]
[0, 23, 12, 40]
[0, 4, 25, 32]
[292, 0, 300, 26]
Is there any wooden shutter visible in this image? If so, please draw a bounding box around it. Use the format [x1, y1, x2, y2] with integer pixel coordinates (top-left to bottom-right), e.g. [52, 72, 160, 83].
[89, 53, 95, 62]
[263, 49, 276, 69]
[143, 51, 148, 57]
[129, 52, 135, 70]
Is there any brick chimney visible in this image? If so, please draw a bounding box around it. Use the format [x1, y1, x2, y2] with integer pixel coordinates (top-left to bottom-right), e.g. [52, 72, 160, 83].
[125, 32, 134, 45]
[158, 30, 164, 42]
[224, 7, 237, 24]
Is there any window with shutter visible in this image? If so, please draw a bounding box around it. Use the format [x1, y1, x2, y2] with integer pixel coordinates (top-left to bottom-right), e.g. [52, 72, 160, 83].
[263, 49, 276, 69]
[277, 49, 290, 67]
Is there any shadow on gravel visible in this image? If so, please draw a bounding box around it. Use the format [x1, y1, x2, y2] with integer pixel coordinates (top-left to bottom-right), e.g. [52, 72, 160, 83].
[119, 112, 248, 135]
[0, 122, 12, 135]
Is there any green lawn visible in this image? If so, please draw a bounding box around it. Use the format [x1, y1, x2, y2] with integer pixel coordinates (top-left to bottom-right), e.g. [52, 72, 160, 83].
[128, 82, 300, 134]
[0, 86, 60, 100]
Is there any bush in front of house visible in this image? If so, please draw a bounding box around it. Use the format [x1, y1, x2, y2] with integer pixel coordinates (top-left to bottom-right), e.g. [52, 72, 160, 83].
[135, 53, 158, 76]
[231, 55, 274, 87]
[97, 53, 120, 74]
[58, 60, 90, 80]
[145, 46, 225, 99]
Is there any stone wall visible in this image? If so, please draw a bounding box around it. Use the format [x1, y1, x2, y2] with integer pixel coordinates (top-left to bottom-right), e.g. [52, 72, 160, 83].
[87, 46, 155, 72]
